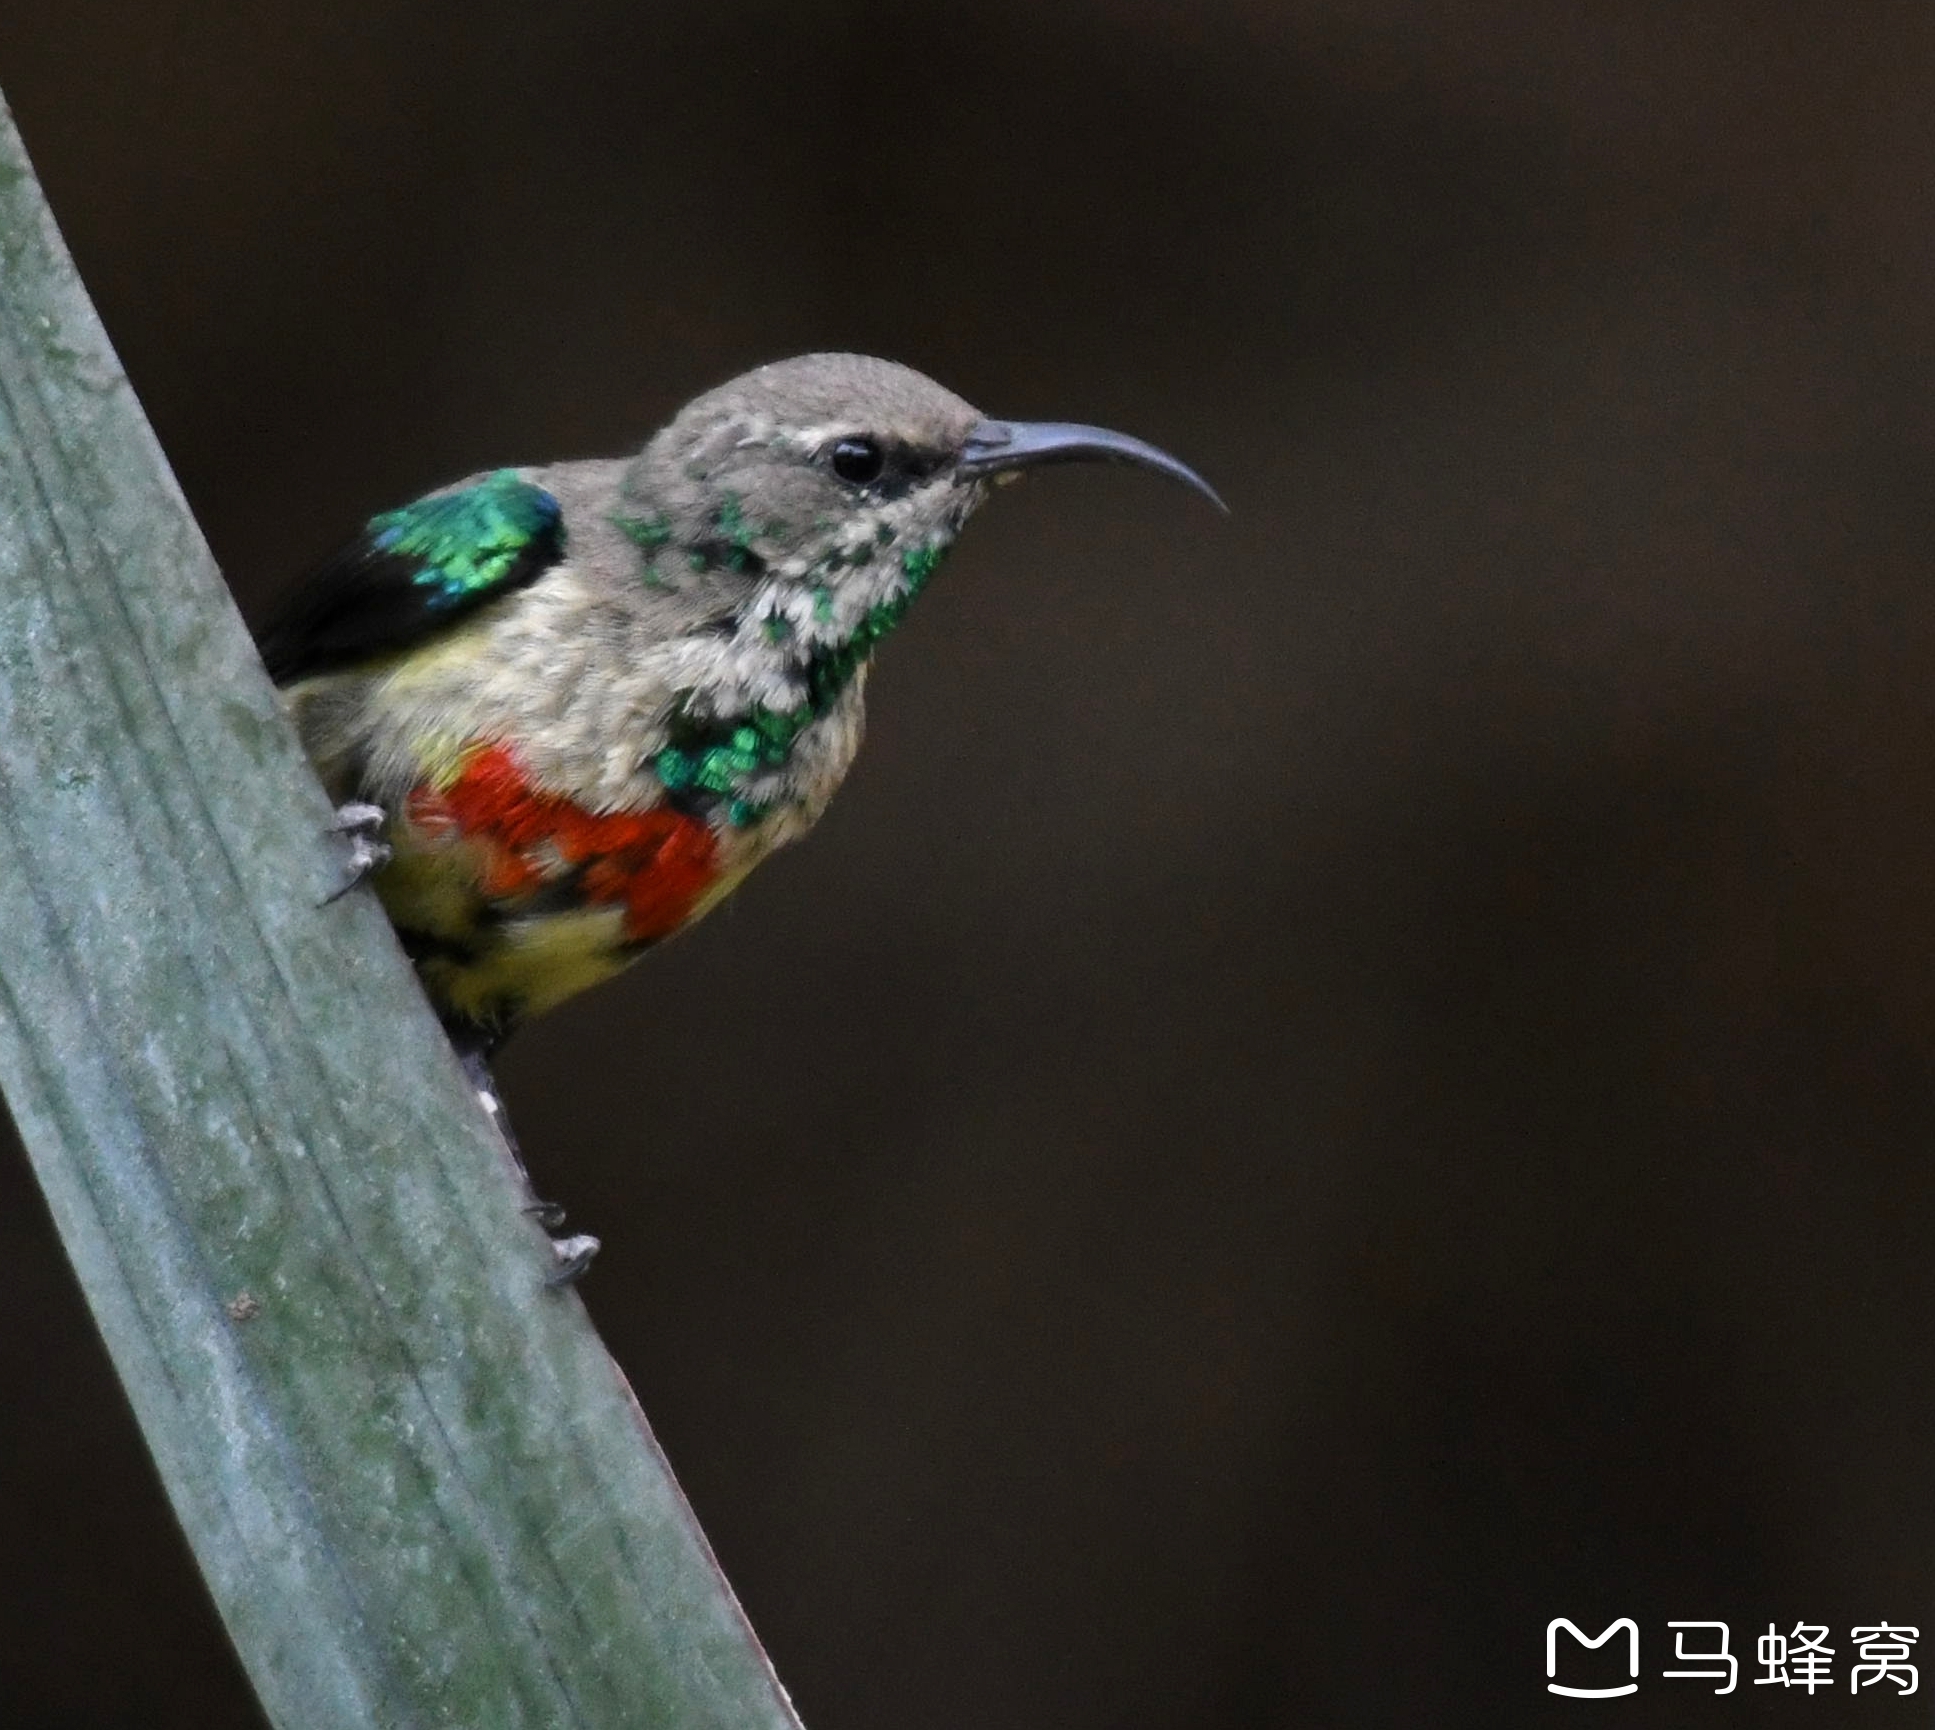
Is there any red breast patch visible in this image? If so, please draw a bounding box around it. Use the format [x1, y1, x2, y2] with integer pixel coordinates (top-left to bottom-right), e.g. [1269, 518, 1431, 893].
[407, 742, 719, 943]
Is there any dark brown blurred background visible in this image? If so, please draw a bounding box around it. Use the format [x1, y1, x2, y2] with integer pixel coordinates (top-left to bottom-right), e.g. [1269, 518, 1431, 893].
[4, 2, 1935, 1724]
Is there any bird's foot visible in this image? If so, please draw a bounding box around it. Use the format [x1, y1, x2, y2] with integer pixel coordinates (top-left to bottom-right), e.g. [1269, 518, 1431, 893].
[546, 1232, 601, 1285]
[321, 801, 392, 904]
[524, 1198, 568, 1231]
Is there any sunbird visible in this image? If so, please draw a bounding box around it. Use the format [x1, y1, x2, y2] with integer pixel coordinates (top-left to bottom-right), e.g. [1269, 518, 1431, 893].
[262, 353, 1221, 1272]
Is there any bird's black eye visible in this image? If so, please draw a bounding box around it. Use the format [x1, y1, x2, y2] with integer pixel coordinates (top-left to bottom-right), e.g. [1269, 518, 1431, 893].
[830, 437, 885, 486]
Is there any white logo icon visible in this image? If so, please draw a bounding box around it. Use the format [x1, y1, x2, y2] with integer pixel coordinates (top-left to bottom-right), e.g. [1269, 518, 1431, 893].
[1546, 1618, 1640, 1698]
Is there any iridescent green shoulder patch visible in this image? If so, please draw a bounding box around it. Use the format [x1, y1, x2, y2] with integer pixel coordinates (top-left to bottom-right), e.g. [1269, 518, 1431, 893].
[370, 472, 564, 609]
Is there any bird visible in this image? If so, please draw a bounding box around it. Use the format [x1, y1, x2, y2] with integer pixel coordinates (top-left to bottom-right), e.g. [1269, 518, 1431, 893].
[260, 352, 1221, 1273]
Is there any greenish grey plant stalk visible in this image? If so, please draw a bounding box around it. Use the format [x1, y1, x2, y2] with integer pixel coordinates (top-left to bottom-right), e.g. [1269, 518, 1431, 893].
[0, 92, 805, 1730]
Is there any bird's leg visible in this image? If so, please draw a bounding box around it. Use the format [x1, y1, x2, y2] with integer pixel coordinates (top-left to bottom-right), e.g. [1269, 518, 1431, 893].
[453, 1038, 562, 1224]
[320, 800, 392, 905]
[449, 1029, 600, 1283]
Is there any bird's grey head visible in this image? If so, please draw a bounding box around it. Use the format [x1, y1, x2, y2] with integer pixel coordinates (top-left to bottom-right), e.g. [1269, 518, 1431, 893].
[619, 353, 1221, 628]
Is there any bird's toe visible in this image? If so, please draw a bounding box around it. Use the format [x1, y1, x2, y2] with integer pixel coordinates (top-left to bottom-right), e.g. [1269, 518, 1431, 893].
[546, 1233, 601, 1286]
[320, 801, 392, 904]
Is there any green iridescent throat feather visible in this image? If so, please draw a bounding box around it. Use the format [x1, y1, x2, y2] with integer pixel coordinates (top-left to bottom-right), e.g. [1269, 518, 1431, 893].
[656, 542, 948, 826]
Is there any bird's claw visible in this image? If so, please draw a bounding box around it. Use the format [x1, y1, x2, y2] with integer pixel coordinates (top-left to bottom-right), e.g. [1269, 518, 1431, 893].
[321, 801, 392, 905]
[546, 1233, 601, 1285]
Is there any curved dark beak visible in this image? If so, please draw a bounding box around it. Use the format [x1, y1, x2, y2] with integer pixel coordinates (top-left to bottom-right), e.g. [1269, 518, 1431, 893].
[958, 418, 1227, 513]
